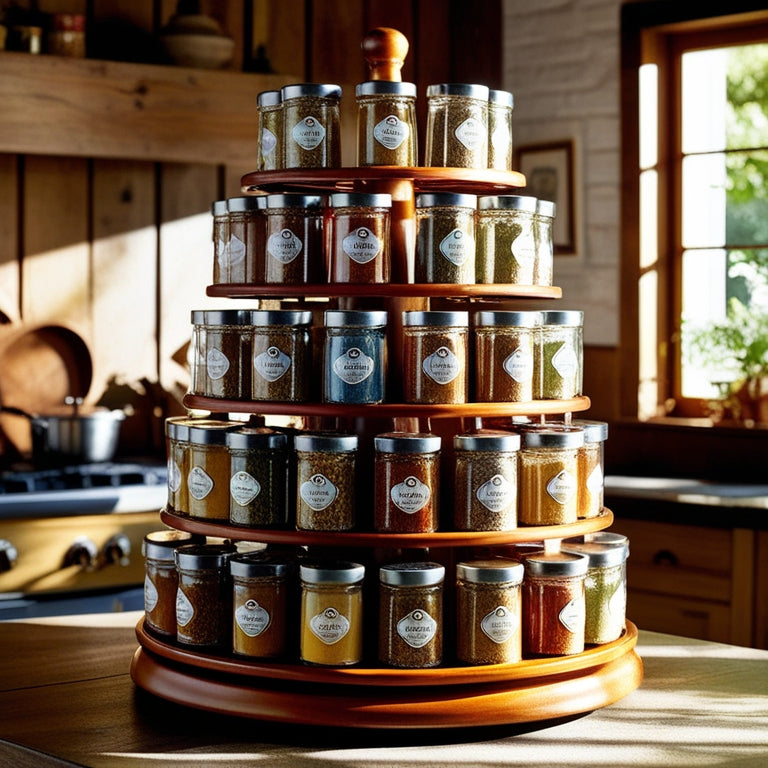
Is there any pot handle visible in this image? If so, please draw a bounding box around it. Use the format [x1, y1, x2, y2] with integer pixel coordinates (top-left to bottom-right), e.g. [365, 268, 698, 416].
[0, 404, 35, 420]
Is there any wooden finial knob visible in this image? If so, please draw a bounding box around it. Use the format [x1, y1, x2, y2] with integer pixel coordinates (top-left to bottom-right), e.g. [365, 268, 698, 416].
[361, 27, 409, 81]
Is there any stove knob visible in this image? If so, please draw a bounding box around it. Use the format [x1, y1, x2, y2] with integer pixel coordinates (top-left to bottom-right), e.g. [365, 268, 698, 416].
[63, 537, 99, 571]
[103, 533, 131, 566]
[0, 539, 18, 572]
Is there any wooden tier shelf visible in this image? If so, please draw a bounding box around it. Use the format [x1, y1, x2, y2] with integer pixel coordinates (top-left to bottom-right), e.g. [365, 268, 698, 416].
[160, 507, 614, 549]
[131, 618, 642, 728]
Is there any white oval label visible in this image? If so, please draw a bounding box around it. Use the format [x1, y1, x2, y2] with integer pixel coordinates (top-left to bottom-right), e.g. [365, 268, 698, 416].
[188, 465, 214, 500]
[309, 606, 350, 644]
[439, 229, 472, 267]
[300, 473, 338, 511]
[480, 605, 517, 644]
[558, 595, 585, 634]
[503, 346, 533, 383]
[551, 342, 579, 380]
[476, 473, 515, 513]
[267, 228, 303, 264]
[546, 469, 577, 505]
[168, 458, 181, 493]
[228, 234, 246, 267]
[206, 347, 230, 380]
[236, 599, 271, 637]
[255, 345, 291, 382]
[261, 127, 277, 156]
[332, 347, 374, 384]
[144, 575, 158, 613]
[422, 346, 460, 384]
[230, 470, 261, 506]
[397, 608, 437, 649]
[373, 114, 408, 149]
[291, 115, 326, 150]
[176, 588, 194, 627]
[342, 226, 381, 264]
[390, 475, 431, 514]
[454, 116, 485, 150]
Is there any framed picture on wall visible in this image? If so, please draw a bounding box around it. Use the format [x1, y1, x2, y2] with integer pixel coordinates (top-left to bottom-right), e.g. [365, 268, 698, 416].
[515, 140, 576, 255]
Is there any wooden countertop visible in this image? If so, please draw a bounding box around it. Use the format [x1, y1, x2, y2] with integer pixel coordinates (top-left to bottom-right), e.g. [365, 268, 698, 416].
[1, 612, 767, 767]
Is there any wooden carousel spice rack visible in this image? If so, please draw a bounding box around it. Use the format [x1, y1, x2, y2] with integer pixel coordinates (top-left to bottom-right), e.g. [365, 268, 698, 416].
[130, 27, 642, 729]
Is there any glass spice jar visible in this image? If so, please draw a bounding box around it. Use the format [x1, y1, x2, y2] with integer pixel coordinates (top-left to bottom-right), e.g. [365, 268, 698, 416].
[264, 193, 325, 284]
[571, 419, 608, 519]
[373, 432, 442, 533]
[257, 89, 283, 171]
[164, 416, 199, 514]
[251, 309, 313, 402]
[402, 310, 469, 404]
[522, 551, 589, 656]
[355, 80, 418, 166]
[379, 562, 445, 668]
[231, 552, 294, 658]
[561, 538, 628, 645]
[518, 425, 585, 526]
[227, 196, 268, 284]
[476, 195, 539, 285]
[211, 199, 229, 284]
[142, 530, 201, 638]
[533, 198, 555, 287]
[175, 543, 236, 648]
[453, 430, 520, 532]
[189, 309, 256, 400]
[227, 426, 288, 528]
[299, 561, 365, 666]
[414, 192, 477, 284]
[456, 558, 524, 665]
[282, 83, 342, 169]
[295, 433, 358, 531]
[473, 310, 540, 402]
[536, 310, 584, 399]
[322, 309, 388, 404]
[424, 83, 489, 169]
[326, 192, 392, 284]
[487, 89, 514, 171]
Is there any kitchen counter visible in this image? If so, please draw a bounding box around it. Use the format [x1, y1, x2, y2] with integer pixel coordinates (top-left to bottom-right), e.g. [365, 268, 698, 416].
[1, 612, 767, 767]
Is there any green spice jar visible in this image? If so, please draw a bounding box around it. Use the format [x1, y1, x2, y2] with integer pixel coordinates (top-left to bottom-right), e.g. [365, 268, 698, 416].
[476, 195, 538, 284]
[487, 89, 514, 171]
[264, 193, 325, 284]
[251, 309, 313, 402]
[379, 562, 445, 668]
[227, 426, 288, 528]
[536, 310, 584, 399]
[373, 432, 442, 533]
[227, 196, 268, 284]
[572, 419, 608, 519]
[211, 199, 229, 285]
[355, 80, 418, 166]
[402, 310, 469, 404]
[415, 192, 477, 284]
[533, 199, 555, 286]
[456, 558, 524, 665]
[473, 310, 540, 402]
[453, 430, 520, 532]
[282, 83, 342, 169]
[295, 433, 357, 531]
[326, 192, 392, 284]
[425, 83, 489, 168]
[257, 89, 282, 171]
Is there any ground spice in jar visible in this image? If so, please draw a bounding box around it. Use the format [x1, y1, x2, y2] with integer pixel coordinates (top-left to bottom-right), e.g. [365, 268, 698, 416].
[257, 89, 283, 171]
[536, 310, 584, 399]
[142, 530, 201, 637]
[487, 89, 514, 171]
[295, 433, 357, 531]
[571, 419, 608, 518]
[227, 196, 268, 284]
[518, 425, 585, 526]
[402, 310, 469, 404]
[326, 192, 392, 284]
[533, 199, 555, 286]
[356, 80, 418, 166]
[175, 543, 236, 648]
[231, 553, 294, 658]
[227, 426, 288, 528]
[453, 430, 520, 531]
[476, 195, 538, 284]
[379, 562, 445, 668]
[522, 551, 588, 656]
[211, 199, 229, 284]
[473, 310, 540, 402]
[425, 83, 489, 168]
[456, 558, 524, 665]
[164, 416, 199, 514]
[300, 561, 365, 666]
[373, 432, 441, 533]
[282, 83, 342, 169]
[415, 192, 477, 284]
[251, 309, 313, 402]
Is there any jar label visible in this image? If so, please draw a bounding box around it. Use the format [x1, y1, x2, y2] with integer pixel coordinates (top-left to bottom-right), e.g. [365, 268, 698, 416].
[188, 465, 214, 500]
[309, 606, 350, 645]
[144, 575, 159, 612]
[342, 227, 382, 264]
[216, 237, 229, 271]
[206, 347, 230, 380]
[422, 345, 460, 384]
[491, 123, 511, 152]
[502, 346, 533, 383]
[586, 462, 604, 495]
[333, 347, 374, 384]
[454, 116, 484, 150]
[439, 229, 472, 266]
[546, 469, 577, 505]
[255, 345, 291, 382]
[481, 605, 518, 644]
[558, 595, 585, 634]
[397, 608, 437, 648]
[176, 587, 194, 627]
[300, 473, 338, 511]
[292, 115, 326, 150]
[551, 342, 579, 380]
[267, 228, 303, 264]
[390, 475, 431, 513]
[229, 234, 246, 267]
[476, 473, 515, 512]
[261, 127, 277, 156]
[609, 582, 627, 622]
[510, 230, 536, 269]
[373, 114, 409, 149]
[236, 599, 271, 637]
[230, 470, 261, 506]
[168, 457, 181, 493]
